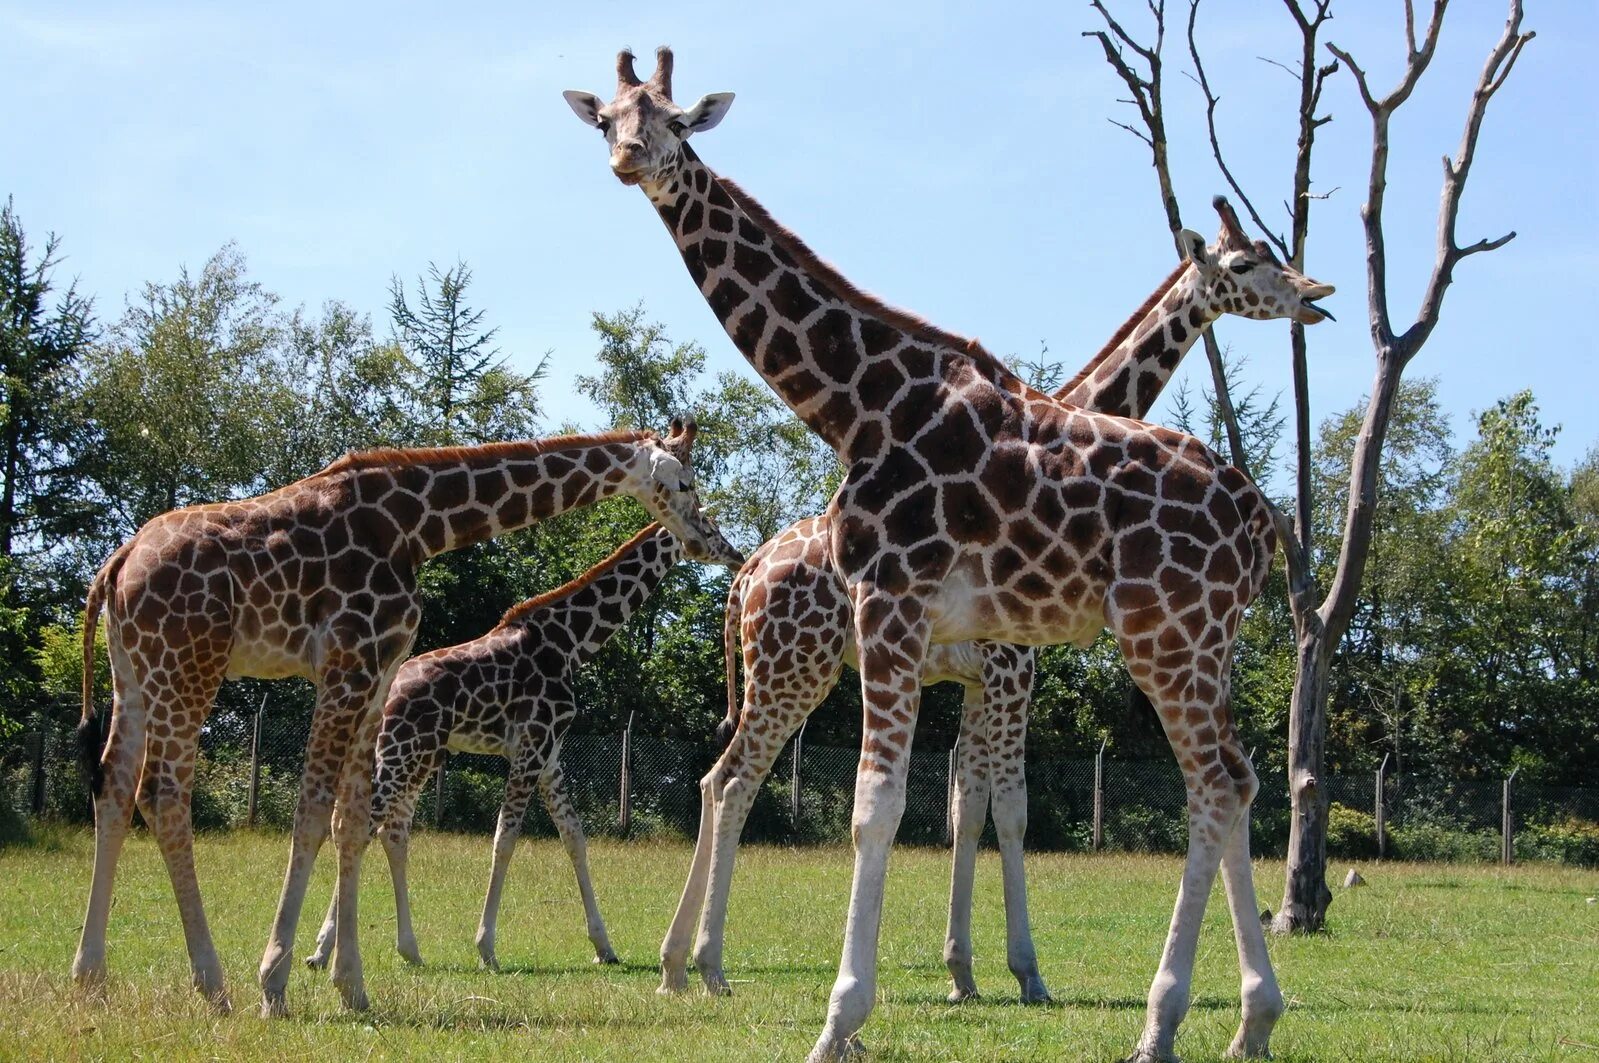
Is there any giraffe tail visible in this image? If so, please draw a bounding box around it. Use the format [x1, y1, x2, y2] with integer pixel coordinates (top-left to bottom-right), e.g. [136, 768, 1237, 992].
[78, 541, 132, 799]
[714, 565, 747, 750]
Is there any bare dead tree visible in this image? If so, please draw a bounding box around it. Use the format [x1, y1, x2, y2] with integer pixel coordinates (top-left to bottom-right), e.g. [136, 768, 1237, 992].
[1261, 0, 1536, 932]
[1083, 0, 1248, 470]
[1088, 0, 1534, 932]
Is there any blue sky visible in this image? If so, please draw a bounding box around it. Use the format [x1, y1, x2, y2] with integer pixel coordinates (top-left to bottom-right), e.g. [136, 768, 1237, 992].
[3, 1, 1594, 478]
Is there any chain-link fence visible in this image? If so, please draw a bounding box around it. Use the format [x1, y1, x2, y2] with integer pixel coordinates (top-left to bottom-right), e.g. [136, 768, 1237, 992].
[4, 699, 1597, 865]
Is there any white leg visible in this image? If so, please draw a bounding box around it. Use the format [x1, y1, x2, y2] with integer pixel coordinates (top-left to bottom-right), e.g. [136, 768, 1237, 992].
[539, 760, 618, 964]
[306, 893, 337, 970]
[382, 806, 424, 965]
[71, 682, 144, 993]
[477, 757, 538, 972]
[659, 772, 716, 993]
[693, 726, 793, 997]
[944, 683, 988, 1002]
[991, 763, 1049, 1003]
[1220, 803, 1283, 1058]
[808, 599, 927, 1063]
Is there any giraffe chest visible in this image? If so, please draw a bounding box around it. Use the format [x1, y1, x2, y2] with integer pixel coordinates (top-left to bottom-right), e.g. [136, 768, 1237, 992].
[926, 557, 1108, 649]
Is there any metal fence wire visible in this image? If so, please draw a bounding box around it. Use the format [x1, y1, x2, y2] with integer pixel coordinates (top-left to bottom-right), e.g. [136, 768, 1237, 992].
[3, 699, 1596, 866]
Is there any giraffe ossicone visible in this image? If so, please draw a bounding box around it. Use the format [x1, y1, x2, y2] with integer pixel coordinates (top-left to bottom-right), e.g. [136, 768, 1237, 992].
[70, 423, 736, 1017]
[568, 46, 1333, 1063]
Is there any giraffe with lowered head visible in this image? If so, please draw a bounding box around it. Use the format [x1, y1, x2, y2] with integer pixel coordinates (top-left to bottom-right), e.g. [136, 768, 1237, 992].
[305, 521, 742, 973]
[566, 49, 1333, 1062]
[665, 196, 1323, 1006]
[71, 420, 732, 1018]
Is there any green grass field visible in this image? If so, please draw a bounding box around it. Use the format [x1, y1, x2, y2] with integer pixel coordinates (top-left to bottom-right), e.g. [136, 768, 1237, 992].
[1, 830, 1595, 1061]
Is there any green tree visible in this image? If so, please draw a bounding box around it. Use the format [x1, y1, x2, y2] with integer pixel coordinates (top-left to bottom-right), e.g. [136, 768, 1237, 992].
[0, 198, 97, 560]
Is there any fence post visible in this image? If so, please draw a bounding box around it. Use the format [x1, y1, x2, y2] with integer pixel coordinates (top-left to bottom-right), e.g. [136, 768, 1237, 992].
[30, 712, 47, 817]
[1374, 753, 1389, 860]
[433, 753, 447, 829]
[791, 720, 804, 831]
[246, 694, 266, 827]
[619, 711, 634, 836]
[1092, 738, 1106, 852]
[945, 741, 958, 848]
[1502, 767, 1519, 866]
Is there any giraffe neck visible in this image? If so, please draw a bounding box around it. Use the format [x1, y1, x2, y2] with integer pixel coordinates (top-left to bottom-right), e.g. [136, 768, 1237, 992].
[335, 434, 650, 561]
[1054, 263, 1218, 419]
[503, 524, 682, 664]
[643, 148, 1018, 461]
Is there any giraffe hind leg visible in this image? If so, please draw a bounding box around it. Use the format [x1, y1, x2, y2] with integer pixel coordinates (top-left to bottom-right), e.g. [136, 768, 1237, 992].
[135, 665, 231, 1012]
[539, 758, 618, 964]
[71, 665, 146, 993]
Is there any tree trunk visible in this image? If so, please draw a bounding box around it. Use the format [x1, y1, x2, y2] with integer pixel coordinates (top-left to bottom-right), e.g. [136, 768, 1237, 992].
[1274, 629, 1333, 932]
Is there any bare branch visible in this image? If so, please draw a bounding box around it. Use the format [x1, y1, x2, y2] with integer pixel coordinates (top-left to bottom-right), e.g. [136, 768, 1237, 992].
[1257, 55, 1300, 79]
[1457, 230, 1517, 257]
[1188, 0, 1290, 256]
[1090, 0, 1158, 62]
[1325, 45, 1376, 111]
[1108, 118, 1156, 148]
[1302, 186, 1341, 200]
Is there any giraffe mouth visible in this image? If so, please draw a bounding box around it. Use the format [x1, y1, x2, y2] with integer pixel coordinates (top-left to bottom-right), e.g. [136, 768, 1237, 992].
[614, 169, 647, 186]
[1298, 301, 1336, 324]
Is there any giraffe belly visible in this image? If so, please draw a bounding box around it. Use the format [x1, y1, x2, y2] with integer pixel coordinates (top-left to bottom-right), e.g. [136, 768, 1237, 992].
[928, 571, 1107, 649]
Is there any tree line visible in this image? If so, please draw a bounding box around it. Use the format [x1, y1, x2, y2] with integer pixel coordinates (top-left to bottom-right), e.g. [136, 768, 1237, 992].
[2, 195, 1595, 814]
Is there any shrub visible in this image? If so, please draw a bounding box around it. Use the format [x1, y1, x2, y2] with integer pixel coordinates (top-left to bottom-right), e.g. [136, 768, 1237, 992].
[1326, 802, 1379, 859]
[1521, 816, 1599, 866]
[1389, 819, 1498, 862]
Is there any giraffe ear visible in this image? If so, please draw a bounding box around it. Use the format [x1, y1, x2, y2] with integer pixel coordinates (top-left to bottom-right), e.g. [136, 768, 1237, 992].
[664, 415, 698, 460]
[563, 90, 606, 128]
[680, 92, 735, 134]
[1179, 229, 1215, 270]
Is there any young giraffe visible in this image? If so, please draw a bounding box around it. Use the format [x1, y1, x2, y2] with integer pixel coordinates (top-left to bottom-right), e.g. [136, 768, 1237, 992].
[305, 522, 741, 973]
[667, 200, 1306, 1006]
[566, 50, 1334, 1062]
[70, 421, 731, 1018]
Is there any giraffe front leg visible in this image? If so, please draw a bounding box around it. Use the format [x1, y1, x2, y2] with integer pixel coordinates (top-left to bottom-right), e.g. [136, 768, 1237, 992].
[477, 753, 538, 972]
[539, 758, 618, 965]
[944, 681, 989, 1003]
[328, 710, 386, 1012]
[808, 596, 927, 1063]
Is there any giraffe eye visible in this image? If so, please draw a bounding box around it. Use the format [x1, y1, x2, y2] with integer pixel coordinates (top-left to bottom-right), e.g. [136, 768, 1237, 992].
[668, 119, 687, 136]
[1229, 261, 1255, 275]
[596, 117, 612, 134]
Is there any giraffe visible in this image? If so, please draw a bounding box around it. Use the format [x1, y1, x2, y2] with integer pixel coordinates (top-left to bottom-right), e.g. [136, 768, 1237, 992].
[565, 49, 1334, 1062]
[305, 521, 740, 974]
[69, 420, 734, 1018]
[663, 199, 1308, 1006]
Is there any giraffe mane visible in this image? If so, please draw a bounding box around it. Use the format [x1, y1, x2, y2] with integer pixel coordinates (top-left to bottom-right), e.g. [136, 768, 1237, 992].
[319, 430, 653, 475]
[1054, 261, 1192, 400]
[499, 522, 666, 625]
[712, 172, 1027, 394]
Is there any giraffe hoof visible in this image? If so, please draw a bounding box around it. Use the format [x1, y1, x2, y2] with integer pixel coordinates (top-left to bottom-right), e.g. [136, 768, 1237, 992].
[657, 968, 689, 995]
[947, 985, 980, 1004]
[806, 1032, 866, 1063]
[260, 993, 289, 1019]
[1018, 976, 1054, 1005]
[338, 985, 370, 1012]
[479, 954, 501, 973]
[398, 947, 424, 967]
[594, 950, 621, 965]
[304, 952, 330, 971]
[701, 973, 732, 997]
[71, 961, 108, 993]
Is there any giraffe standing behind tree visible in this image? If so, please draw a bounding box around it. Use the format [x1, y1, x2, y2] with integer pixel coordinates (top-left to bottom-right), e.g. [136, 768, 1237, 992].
[666, 198, 1323, 1006]
[70, 420, 736, 1019]
[566, 49, 1333, 1061]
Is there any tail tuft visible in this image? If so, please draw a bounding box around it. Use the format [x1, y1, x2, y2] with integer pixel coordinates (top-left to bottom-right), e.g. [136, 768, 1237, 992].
[77, 712, 108, 799]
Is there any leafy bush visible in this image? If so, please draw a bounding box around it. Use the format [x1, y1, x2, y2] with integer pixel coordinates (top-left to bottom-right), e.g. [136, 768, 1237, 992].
[1389, 819, 1498, 862]
[1105, 803, 1187, 854]
[1326, 802, 1379, 859]
[1521, 816, 1599, 866]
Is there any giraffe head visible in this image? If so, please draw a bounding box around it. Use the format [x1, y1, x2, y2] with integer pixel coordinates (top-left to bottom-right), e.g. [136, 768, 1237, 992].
[563, 47, 734, 188]
[633, 416, 744, 568]
[1178, 196, 1335, 326]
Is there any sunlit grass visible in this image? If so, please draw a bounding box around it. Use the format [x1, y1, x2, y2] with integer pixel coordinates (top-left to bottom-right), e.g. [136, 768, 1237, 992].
[1, 830, 1595, 1060]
